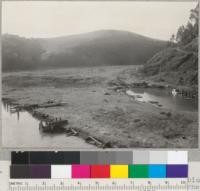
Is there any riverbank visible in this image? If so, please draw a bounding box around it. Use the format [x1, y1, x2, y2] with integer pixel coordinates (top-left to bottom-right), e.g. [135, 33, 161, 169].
[2, 66, 198, 148]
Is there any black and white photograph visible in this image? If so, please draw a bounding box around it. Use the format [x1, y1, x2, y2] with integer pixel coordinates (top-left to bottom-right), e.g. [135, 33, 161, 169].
[1, 1, 199, 148]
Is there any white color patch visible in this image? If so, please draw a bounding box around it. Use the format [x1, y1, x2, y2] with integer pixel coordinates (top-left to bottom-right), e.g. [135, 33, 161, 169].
[51, 165, 71, 179]
[167, 151, 188, 164]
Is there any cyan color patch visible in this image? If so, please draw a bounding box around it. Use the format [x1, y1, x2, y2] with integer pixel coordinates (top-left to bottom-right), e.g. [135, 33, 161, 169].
[149, 165, 166, 178]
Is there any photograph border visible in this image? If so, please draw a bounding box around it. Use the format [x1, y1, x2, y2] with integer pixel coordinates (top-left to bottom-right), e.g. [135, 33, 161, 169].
[0, 0, 199, 151]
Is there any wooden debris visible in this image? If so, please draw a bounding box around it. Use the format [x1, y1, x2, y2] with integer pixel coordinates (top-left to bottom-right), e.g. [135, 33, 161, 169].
[149, 100, 159, 104]
[39, 102, 65, 108]
[39, 119, 68, 133]
[65, 128, 79, 136]
[104, 92, 111, 95]
[8, 101, 67, 113]
[85, 136, 103, 147]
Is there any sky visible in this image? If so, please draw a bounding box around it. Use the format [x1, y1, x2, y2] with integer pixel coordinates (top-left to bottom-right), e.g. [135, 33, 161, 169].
[2, 1, 198, 40]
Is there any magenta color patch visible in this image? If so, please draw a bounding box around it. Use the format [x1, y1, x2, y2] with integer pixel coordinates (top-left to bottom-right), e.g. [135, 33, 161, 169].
[72, 165, 90, 178]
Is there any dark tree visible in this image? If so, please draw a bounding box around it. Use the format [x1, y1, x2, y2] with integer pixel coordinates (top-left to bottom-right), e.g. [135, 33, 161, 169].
[176, 4, 199, 46]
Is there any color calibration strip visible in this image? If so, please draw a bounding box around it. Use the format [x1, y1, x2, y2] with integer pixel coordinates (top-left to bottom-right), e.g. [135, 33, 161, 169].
[10, 151, 188, 179]
[10, 164, 188, 179]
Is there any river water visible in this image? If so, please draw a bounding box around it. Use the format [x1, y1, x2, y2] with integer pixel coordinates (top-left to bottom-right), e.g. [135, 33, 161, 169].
[126, 88, 198, 112]
[2, 103, 95, 148]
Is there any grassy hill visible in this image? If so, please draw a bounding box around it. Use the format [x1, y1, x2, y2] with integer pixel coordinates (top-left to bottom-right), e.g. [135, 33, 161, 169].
[141, 38, 198, 88]
[2, 30, 166, 72]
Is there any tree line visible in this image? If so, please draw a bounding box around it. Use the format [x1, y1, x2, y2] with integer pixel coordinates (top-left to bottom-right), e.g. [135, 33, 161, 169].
[169, 4, 199, 47]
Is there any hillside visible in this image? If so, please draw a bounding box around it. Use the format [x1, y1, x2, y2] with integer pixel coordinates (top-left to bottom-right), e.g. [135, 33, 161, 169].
[141, 37, 198, 88]
[141, 4, 198, 89]
[2, 30, 166, 72]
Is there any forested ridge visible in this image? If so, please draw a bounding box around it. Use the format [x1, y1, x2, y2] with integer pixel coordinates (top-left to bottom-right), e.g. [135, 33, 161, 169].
[142, 4, 199, 88]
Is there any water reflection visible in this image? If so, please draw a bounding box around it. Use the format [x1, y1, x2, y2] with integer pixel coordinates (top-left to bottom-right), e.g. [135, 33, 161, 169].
[2, 102, 95, 148]
[126, 88, 198, 112]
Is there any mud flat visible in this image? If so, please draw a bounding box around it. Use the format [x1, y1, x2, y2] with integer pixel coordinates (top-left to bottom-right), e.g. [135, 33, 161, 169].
[2, 66, 198, 148]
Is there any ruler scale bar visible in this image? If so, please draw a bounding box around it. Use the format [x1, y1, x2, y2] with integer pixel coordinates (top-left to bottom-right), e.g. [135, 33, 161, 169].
[8, 179, 188, 191]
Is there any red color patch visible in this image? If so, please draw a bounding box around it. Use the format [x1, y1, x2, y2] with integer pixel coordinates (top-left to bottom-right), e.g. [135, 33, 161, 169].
[91, 165, 110, 178]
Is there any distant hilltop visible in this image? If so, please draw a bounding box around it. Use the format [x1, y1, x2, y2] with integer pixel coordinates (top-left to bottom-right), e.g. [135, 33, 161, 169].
[2, 30, 166, 72]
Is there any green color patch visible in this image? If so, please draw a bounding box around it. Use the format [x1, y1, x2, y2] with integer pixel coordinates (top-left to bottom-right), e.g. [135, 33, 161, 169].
[129, 165, 149, 178]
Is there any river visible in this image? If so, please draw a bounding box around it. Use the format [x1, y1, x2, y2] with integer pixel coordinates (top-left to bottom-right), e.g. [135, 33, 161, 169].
[126, 88, 198, 112]
[1, 103, 95, 148]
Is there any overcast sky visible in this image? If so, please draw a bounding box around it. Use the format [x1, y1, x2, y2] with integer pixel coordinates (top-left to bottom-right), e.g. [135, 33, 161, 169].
[2, 1, 197, 40]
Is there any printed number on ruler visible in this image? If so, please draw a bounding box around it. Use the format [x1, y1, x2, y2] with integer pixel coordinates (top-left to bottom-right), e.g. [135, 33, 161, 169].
[9, 179, 188, 191]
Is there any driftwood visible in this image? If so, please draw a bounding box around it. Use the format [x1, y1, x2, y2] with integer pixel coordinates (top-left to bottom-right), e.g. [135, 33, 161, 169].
[85, 136, 103, 147]
[85, 136, 113, 148]
[65, 128, 79, 136]
[9, 102, 67, 113]
[39, 102, 65, 108]
[149, 100, 159, 104]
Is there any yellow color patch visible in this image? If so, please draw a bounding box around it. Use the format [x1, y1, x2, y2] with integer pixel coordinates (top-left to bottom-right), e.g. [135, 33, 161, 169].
[110, 165, 128, 178]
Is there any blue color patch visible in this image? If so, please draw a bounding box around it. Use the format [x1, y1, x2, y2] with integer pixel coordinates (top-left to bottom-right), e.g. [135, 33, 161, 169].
[149, 165, 166, 178]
